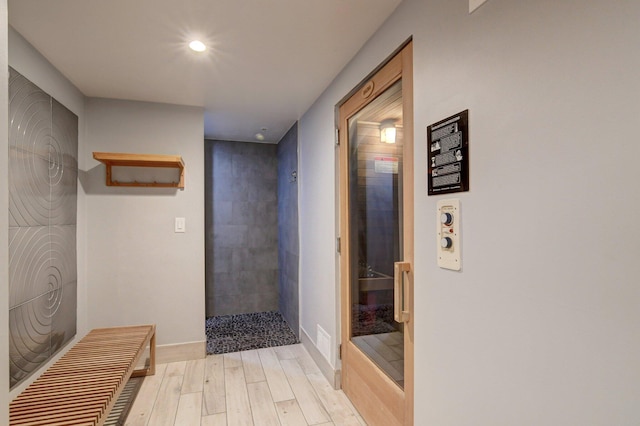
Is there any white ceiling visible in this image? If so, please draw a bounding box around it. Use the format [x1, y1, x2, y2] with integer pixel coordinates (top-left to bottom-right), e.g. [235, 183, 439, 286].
[8, 0, 402, 143]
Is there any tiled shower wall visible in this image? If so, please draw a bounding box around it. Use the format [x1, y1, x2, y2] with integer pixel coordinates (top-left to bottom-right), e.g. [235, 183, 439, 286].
[8, 68, 78, 388]
[277, 124, 299, 336]
[206, 140, 278, 316]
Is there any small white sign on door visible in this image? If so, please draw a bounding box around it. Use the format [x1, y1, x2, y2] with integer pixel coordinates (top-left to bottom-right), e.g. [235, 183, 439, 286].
[374, 157, 399, 174]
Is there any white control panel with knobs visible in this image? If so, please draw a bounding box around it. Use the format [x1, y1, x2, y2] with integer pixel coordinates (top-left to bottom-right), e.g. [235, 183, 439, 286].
[437, 199, 461, 270]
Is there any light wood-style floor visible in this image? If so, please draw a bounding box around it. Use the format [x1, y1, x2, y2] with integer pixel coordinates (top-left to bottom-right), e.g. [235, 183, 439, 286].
[125, 343, 367, 426]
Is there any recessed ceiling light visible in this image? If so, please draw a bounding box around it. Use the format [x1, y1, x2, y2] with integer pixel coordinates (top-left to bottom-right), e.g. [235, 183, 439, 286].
[188, 40, 206, 52]
[255, 127, 268, 141]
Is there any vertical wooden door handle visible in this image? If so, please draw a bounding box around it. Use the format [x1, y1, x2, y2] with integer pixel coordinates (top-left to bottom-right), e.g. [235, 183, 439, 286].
[394, 261, 411, 323]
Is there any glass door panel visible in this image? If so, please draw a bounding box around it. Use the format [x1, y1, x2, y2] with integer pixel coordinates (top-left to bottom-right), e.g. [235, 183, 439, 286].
[348, 80, 404, 388]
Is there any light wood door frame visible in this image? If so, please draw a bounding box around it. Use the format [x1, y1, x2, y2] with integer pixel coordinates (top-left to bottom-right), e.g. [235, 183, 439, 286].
[338, 41, 414, 426]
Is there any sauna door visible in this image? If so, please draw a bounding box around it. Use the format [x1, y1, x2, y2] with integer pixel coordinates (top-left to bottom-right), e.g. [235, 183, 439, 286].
[338, 42, 413, 425]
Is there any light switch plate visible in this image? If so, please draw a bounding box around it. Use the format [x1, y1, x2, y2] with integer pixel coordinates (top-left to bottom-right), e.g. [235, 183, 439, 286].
[437, 199, 461, 270]
[175, 217, 186, 233]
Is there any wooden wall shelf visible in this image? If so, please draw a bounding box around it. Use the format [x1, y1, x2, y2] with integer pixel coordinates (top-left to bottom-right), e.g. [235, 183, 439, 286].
[93, 152, 185, 188]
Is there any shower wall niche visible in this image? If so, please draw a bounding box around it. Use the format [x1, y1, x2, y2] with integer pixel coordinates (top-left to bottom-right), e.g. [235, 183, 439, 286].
[8, 67, 78, 389]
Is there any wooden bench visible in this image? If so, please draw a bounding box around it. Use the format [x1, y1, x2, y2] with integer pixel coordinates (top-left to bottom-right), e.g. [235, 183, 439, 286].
[10, 324, 156, 426]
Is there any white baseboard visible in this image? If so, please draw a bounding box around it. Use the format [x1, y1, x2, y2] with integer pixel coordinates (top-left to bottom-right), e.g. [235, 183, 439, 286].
[156, 340, 206, 364]
[300, 327, 341, 389]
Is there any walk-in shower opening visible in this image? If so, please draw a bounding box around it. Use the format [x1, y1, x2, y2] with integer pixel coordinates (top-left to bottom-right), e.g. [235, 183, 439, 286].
[204, 124, 299, 355]
[205, 311, 298, 354]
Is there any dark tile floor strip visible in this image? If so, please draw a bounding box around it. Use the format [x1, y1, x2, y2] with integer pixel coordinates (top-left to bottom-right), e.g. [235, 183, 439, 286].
[206, 311, 299, 355]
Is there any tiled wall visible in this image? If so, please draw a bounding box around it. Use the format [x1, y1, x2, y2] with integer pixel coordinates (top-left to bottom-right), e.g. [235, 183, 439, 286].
[206, 140, 279, 316]
[277, 124, 299, 336]
[8, 68, 78, 388]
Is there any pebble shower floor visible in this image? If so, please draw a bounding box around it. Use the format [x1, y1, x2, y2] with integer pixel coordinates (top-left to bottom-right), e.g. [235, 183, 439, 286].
[205, 311, 299, 355]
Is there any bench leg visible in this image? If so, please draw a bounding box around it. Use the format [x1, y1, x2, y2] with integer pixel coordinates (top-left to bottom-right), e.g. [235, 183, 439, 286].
[148, 330, 156, 375]
[132, 329, 156, 377]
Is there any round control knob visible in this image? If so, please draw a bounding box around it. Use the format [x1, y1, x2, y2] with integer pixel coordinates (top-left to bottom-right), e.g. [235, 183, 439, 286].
[440, 212, 453, 226]
[440, 237, 453, 249]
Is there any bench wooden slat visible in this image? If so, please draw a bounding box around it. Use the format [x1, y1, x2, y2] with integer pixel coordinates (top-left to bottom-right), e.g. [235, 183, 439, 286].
[11, 403, 107, 420]
[17, 376, 123, 390]
[8, 384, 118, 400]
[29, 367, 132, 378]
[10, 324, 155, 426]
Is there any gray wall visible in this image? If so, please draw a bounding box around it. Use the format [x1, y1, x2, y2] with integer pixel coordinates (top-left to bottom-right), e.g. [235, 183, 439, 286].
[84, 98, 205, 348]
[207, 140, 279, 316]
[299, 0, 640, 423]
[277, 124, 299, 335]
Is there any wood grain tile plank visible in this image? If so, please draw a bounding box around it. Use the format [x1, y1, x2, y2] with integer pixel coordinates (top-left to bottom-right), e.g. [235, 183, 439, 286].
[333, 415, 361, 425]
[201, 413, 227, 426]
[125, 363, 167, 426]
[147, 375, 183, 426]
[340, 391, 364, 418]
[306, 372, 357, 424]
[223, 351, 243, 369]
[165, 361, 187, 377]
[241, 349, 266, 383]
[287, 344, 306, 355]
[280, 358, 330, 424]
[182, 358, 206, 394]
[247, 381, 280, 426]
[224, 366, 253, 426]
[174, 392, 203, 425]
[203, 354, 226, 415]
[273, 345, 297, 360]
[275, 399, 309, 426]
[258, 347, 295, 402]
[293, 345, 321, 375]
